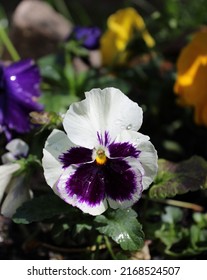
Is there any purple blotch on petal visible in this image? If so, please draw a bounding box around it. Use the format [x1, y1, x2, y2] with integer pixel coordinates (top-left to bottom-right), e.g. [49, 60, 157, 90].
[66, 162, 105, 206]
[59, 146, 93, 168]
[97, 131, 110, 146]
[104, 158, 142, 201]
[62, 157, 142, 207]
[109, 142, 140, 158]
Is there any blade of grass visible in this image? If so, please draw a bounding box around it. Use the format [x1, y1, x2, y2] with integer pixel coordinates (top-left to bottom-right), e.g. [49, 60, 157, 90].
[0, 5, 20, 61]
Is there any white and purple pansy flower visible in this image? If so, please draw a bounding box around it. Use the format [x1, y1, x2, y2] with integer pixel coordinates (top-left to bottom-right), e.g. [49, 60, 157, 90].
[42, 87, 158, 215]
[0, 59, 43, 139]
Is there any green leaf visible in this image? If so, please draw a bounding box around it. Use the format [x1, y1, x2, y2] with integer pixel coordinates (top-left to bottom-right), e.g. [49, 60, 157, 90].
[75, 223, 92, 234]
[13, 194, 74, 224]
[95, 208, 144, 251]
[38, 54, 62, 82]
[154, 207, 207, 257]
[149, 156, 207, 199]
[193, 212, 207, 227]
[190, 225, 201, 249]
[51, 221, 71, 245]
[155, 206, 184, 249]
[86, 74, 131, 95]
[64, 40, 89, 57]
[39, 90, 79, 113]
[155, 224, 185, 249]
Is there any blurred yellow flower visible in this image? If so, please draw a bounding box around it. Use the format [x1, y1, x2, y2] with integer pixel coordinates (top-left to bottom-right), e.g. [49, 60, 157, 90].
[100, 7, 155, 66]
[174, 29, 207, 126]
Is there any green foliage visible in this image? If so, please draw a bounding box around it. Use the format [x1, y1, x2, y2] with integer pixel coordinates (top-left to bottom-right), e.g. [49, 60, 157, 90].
[164, 0, 207, 30]
[149, 0, 207, 46]
[50, 214, 94, 248]
[95, 208, 144, 251]
[37, 54, 81, 113]
[13, 194, 144, 253]
[13, 194, 74, 224]
[154, 206, 207, 257]
[85, 71, 131, 94]
[150, 156, 207, 199]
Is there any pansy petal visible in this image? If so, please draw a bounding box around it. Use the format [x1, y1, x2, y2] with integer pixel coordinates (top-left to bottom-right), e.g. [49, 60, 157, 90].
[137, 140, 158, 190]
[42, 149, 63, 193]
[115, 129, 150, 145]
[63, 87, 143, 148]
[0, 59, 43, 138]
[44, 129, 74, 160]
[59, 146, 93, 168]
[109, 141, 140, 158]
[57, 163, 108, 215]
[175, 31, 207, 80]
[106, 157, 143, 209]
[5, 102, 33, 133]
[1, 175, 32, 218]
[0, 163, 20, 203]
[115, 130, 158, 189]
[42, 129, 72, 190]
[6, 138, 29, 158]
[5, 59, 41, 98]
[73, 26, 101, 50]
[5, 59, 43, 113]
[1, 152, 16, 164]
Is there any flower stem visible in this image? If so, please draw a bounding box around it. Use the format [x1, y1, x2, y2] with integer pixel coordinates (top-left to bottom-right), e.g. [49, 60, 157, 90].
[164, 198, 204, 212]
[39, 242, 106, 254]
[143, 194, 204, 212]
[104, 236, 116, 260]
[0, 22, 20, 61]
[64, 52, 77, 98]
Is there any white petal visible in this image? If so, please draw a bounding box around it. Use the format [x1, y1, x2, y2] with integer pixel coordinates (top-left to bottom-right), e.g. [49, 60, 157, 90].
[57, 165, 108, 216]
[107, 157, 144, 209]
[44, 129, 74, 160]
[63, 87, 143, 148]
[115, 129, 150, 144]
[0, 163, 20, 203]
[42, 149, 63, 194]
[1, 152, 16, 164]
[137, 141, 158, 190]
[115, 130, 158, 190]
[42, 129, 73, 192]
[1, 175, 32, 218]
[6, 138, 29, 157]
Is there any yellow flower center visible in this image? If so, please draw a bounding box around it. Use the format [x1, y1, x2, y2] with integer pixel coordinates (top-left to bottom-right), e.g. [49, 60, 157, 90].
[95, 149, 107, 165]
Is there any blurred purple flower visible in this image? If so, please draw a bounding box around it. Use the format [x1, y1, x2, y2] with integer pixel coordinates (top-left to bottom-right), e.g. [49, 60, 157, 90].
[0, 59, 43, 139]
[73, 26, 101, 50]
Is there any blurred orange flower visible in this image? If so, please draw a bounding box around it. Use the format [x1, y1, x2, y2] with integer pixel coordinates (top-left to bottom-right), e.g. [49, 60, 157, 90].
[174, 29, 207, 126]
[100, 7, 155, 66]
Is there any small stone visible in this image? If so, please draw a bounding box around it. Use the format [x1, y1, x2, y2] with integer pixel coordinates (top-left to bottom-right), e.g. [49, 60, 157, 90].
[7, 0, 73, 59]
